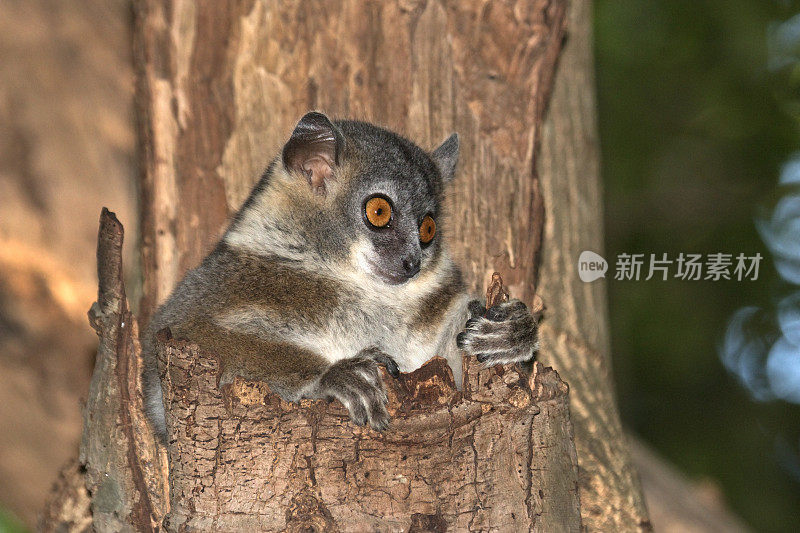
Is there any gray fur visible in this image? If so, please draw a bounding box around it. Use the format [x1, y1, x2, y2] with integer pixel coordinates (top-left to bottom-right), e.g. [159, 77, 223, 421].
[141, 112, 538, 441]
[431, 133, 459, 183]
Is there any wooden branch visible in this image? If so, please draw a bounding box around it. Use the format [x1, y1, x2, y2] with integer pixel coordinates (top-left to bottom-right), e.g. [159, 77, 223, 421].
[485, 272, 509, 310]
[42, 209, 168, 531]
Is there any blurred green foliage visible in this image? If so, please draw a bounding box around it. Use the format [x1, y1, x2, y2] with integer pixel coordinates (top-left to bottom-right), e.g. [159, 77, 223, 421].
[595, 0, 800, 530]
[0, 509, 26, 533]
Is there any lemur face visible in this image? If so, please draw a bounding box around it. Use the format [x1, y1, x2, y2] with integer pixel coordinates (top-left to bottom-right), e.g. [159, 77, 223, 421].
[334, 119, 456, 286]
[353, 184, 437, 285]
[281, 113, 459, 285]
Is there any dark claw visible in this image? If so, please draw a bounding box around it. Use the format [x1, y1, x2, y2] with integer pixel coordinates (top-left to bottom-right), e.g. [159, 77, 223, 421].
[456, 331, 467, 349]
[373, 417, 390, 431]
[318, 355, 392, 430]
[361, 348, 401, 379]
[465, 317, 479, 329]
[476, 353, 489, 363]
[384, 358, 400, 378]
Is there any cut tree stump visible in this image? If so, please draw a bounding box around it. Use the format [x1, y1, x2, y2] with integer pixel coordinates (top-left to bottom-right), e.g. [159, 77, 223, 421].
[157, 336, 581, 531]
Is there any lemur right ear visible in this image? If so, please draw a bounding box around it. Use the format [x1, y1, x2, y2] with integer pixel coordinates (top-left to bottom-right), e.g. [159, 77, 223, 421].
[282, 111, 344, 196]
[431, 133, 459, 183]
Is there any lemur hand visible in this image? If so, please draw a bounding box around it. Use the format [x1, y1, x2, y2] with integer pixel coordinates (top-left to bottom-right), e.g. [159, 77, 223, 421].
[456, 299, 540, 366]
[316, 349, 399, 431]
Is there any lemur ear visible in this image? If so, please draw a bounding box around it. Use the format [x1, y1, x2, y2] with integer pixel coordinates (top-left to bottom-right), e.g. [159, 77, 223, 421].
[282, 111, 344, 196]
[431, 133, 459, 183]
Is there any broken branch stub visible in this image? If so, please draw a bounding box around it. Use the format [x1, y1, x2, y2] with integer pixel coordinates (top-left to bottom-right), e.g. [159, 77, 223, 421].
[156, 274, 580, 531]
[41, 209, 169, 532]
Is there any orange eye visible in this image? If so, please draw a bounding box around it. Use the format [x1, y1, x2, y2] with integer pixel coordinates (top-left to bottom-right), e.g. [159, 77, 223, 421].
[419, 216, 436, 244]
[364, 196, 392, 228]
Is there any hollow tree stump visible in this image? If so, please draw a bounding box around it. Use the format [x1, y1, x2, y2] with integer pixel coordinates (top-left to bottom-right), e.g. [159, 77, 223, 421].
[157, 332, 581, 531]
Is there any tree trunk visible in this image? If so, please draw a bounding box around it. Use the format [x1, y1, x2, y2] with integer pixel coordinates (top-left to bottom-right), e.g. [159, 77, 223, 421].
[42, 0, 652, 531]
[536, 0, 652, 529]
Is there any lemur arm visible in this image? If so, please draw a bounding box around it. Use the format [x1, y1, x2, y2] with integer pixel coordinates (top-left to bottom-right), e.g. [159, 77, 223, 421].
[172, 319, 394, 431]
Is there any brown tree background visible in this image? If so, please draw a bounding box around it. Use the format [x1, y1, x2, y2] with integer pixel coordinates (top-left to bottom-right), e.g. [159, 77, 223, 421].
[0, 0, 750, 531]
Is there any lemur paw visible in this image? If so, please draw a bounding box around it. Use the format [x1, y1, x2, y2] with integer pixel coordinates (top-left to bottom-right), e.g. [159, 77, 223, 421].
[456, 299, 540, 366]
[317, 355, 391, 431]
[358, 346, 401, 378]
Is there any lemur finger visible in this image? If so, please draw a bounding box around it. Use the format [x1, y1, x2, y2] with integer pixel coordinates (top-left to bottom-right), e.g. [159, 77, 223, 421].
[467, 299, 487, 318]
[462, 329, 514, 354]
[327, 385, 369, 426]
[319, 355, 391, 430]
[485, 299, 528, 321]
[350, 359, 388, 403]
[323, 372, 384, 427]
[332, 355, 381, 388]
[348, 396, 370, 427]
[358, 361, 382, 388]
[365, 393, 390, 431]
[475, 344, 536, 366]
[457, 311, 540, 363]
[456, 331, 467, 349]
[342, 376, 389, 430]
[510, 315, 539, 346]
[457, 318, 506, 352]
[357, 347, 401, 379]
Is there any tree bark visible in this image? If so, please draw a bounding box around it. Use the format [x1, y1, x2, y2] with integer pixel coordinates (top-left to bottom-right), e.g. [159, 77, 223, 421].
[157, 332, 580, 531]
[536, 0, 652, 529]
[42, 0, 653, 531]
[134, 0, 567, 323]
[42, 209, 169, 532]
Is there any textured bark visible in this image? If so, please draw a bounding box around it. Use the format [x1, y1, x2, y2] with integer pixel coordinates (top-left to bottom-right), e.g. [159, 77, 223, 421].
[536, 0, 652, 529]
[157, 335, 580, 531]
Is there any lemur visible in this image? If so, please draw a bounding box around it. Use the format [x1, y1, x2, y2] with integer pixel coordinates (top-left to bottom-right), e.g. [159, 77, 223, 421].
[142, 112, 540, 440]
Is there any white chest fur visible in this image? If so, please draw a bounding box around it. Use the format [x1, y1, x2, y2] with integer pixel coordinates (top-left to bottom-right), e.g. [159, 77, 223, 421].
[214, 270, 470, 379]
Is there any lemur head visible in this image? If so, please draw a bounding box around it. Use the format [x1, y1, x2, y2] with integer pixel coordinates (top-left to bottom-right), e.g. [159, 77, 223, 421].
[228, 111, 459, 285]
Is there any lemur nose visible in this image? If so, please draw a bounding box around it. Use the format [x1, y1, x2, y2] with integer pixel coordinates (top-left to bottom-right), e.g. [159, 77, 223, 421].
[402, 256, 421, 278]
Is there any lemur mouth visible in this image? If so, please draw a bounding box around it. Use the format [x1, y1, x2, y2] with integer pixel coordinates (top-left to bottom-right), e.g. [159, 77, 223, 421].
[365, 258, 416, 285]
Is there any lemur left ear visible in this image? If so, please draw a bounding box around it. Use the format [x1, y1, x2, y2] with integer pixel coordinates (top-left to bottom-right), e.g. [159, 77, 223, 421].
[431, 133, 459, 183]
[282, 111, 345, 196]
